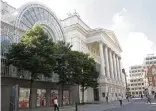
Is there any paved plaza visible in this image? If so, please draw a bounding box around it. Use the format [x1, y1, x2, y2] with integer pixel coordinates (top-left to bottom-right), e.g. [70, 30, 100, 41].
[19, 98, 156, 111]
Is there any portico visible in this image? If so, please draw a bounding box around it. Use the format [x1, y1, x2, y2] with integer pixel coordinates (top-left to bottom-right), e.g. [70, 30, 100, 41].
[86, 29, 125, 101]
[62, 14, 126, 102]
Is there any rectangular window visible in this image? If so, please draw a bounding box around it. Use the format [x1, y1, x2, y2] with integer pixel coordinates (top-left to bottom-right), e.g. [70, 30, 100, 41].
[102, 92, 105, 98]
[36, 89, 46, 107]
[51, 90, 59, 106]
[19, 88, 30, 108]
[149, 77, 152, 81]
[63, 90, 70, 105]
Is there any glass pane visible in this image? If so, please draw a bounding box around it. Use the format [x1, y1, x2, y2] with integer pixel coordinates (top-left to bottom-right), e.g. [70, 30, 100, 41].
[63, 90, 69, 105]
[19, 88, 30, 108]
[36, 89, 46, 107]
[51, 90, 58, 106]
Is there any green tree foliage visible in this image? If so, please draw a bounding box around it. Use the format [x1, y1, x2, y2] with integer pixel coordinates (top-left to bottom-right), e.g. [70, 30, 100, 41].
[68, 51, 99, 104]
[54, 41, 73, 106]
[6, 25, 56, 108]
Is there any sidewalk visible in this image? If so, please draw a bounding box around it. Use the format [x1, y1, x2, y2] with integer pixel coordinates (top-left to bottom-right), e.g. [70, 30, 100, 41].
[19, 99, 132, 111]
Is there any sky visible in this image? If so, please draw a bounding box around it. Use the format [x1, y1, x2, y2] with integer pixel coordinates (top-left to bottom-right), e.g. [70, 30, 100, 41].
[3, 0, 156, 73]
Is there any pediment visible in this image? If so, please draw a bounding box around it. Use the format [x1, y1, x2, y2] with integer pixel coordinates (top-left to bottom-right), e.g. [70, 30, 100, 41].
[103, 29, 122, 52]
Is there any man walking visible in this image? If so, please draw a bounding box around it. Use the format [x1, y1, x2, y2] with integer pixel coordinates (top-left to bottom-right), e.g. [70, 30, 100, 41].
[106, 96, 108, 104]
[126, 95, 129, 102]
[147, 94, 152, 104]
[54, 97, 59, 111]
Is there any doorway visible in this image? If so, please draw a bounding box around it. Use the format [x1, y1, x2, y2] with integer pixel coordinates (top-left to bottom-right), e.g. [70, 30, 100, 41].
[93, 88, 99, 101]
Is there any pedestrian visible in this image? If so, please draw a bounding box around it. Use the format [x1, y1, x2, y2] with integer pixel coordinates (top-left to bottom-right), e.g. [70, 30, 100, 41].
[126, 95, 129, 102]
[154, 93, 156, 99]
[141, 94, 143, 99]
[118, 94, 123, 106]
[106, 96, 108, 104]
[54, 97, 59, 111]
[146, 94, 152, 104]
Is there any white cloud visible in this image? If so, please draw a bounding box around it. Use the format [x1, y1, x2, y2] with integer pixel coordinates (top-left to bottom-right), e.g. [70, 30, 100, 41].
[111, 8, 156, 73]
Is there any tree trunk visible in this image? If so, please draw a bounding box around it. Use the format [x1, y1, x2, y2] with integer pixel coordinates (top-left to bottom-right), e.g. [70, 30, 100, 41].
[82, 86, 85, 104]
[61, 83, 64, 106]
[29, 79, 33, 109]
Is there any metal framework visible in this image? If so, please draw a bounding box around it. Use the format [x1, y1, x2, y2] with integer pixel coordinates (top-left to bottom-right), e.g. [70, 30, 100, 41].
[13, 2, 65, 42]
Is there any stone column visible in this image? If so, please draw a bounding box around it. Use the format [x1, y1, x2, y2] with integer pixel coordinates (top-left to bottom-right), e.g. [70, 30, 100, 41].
[118, 57, 122, 80]
[116, 56, 120, 80]
[108, 49, 114, 79]
[104, 45, 110, 78]
[113, 53, 117, 80]
[99, 42, 105, 76]
[116, 55, 119, 80]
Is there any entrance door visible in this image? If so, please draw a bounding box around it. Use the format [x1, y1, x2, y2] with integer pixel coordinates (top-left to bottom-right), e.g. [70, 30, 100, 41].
[93, 88, 99, 101]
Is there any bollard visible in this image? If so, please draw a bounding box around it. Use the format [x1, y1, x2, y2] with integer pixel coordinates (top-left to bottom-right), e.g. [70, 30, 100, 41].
[75, 102, 78, 111]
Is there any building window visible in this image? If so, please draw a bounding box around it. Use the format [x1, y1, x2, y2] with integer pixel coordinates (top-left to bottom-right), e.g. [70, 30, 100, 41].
[51, 90, 59, 106]
[102, 92, 105, 98]
[36, 89, 46, 107]
[63, 90, 70, 105]
[19, 88, 30, 108]
[149, 77, 152, 81]
[150, 82, 153, 86]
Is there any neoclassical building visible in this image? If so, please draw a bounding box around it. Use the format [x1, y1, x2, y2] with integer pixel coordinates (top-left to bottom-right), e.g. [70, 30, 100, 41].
[62, 15, 126, 102]
[1, 0, 126, 110]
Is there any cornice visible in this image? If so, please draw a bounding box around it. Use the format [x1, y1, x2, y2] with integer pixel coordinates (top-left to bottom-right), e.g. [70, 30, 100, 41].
[63, 23, 88, 36]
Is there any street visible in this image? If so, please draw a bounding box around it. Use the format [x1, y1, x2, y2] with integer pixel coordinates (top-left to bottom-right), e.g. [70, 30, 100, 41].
[22, 98, 156, 111]
[104, 99, 156, 111]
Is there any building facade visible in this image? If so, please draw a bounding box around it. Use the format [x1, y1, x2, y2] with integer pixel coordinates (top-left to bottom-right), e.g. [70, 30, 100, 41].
[127, 65, 146, 97]
[1, 0, 126, 110]
[143, 54, 156, 95]
[143, 54, 156, 67]
[1, 1, 78, 111]
[61, 14, 126, 102]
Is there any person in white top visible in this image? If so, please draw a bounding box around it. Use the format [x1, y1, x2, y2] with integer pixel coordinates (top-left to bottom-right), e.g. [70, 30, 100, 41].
[54, 97, 59, 111]
[118, 94, 123, 106]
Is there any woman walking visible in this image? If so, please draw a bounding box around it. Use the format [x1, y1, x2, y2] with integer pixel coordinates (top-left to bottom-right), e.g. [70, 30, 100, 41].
[118, 94, 123, 106]
[54, 97, 59, 111]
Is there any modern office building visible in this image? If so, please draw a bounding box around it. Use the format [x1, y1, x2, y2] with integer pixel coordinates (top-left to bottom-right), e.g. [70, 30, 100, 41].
[143, 54, 156, 67]
[127, 65, 146, 97]
[1, 0, 126, 110]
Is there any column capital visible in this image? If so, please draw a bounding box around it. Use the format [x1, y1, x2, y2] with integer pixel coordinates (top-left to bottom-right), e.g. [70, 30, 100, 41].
[98, 40, 104, 44]
[115, 54, 121, 59]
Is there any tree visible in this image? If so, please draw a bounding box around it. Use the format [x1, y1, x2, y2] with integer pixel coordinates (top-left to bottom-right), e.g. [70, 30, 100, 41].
[6, 25, 56, 109]
[54, 41, 73, 106]
[68, 51, 99, 104]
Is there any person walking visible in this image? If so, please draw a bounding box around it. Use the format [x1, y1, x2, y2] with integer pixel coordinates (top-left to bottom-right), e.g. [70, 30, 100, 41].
[118, 94, 123, 106]
[126, 95, 129, 102]
[154, 93, 156, 99]
[141, 94, 143, 99]
[147, 94, 152, 104]
[106, 96, 108, 104]
[54, 97, 59, 111]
